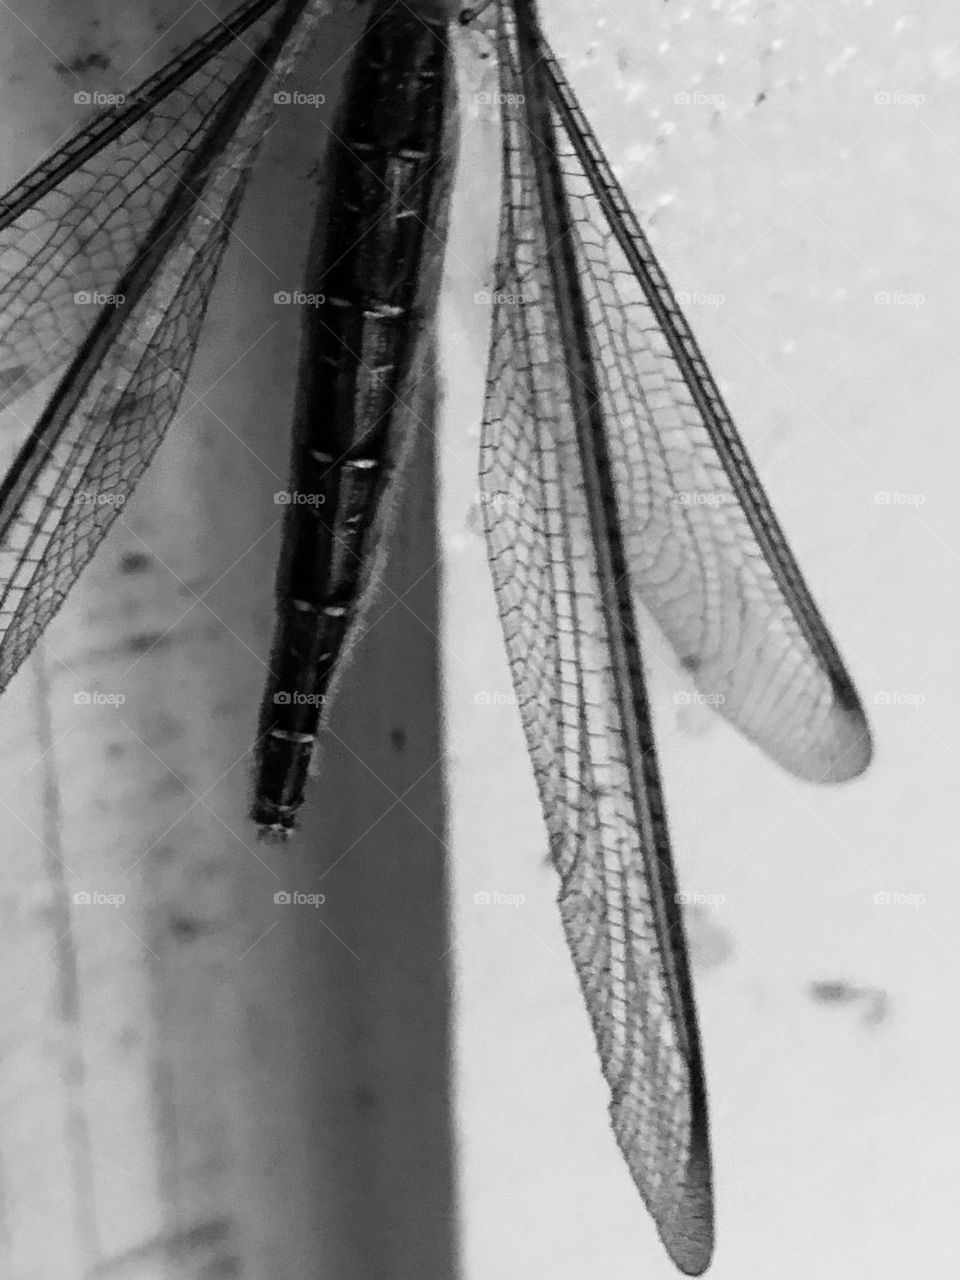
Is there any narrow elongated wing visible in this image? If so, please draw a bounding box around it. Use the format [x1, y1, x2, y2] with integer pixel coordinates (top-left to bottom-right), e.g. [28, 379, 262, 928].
[485, 11, 872, 788]
[481, 6, 711, 1268]
[0, 0, 326, 691]
[480, 0, 870, 1271]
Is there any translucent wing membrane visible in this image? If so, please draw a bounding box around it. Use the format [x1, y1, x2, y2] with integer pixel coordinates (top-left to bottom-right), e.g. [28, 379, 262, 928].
[491, 18, 872, 788]
[0, 0, 325, 691]
[481, 5, 712, 1270]
[0, 0, 870, 1268]
[481, 0, 869, 1270]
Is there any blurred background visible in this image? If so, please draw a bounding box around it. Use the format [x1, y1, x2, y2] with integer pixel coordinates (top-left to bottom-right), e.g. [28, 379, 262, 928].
[0, 1, 955, 1277]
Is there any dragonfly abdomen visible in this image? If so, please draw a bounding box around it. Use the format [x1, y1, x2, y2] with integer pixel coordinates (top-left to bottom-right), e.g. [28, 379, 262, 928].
[253, 0, 455, 832]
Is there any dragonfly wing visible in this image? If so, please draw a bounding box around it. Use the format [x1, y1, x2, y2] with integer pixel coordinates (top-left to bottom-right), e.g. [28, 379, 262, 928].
[0, 0, 326, 692]
[0, 0, 297, 407]
[515, 34, 871, 786]
[480, 8, 713, 1272]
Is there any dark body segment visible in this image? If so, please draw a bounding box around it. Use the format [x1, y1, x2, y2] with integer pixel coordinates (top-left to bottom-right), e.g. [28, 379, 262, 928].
[253, 1, 454, 830]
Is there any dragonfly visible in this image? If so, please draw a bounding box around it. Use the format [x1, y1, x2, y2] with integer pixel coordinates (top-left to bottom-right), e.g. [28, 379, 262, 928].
[0, 0, 872, 1273]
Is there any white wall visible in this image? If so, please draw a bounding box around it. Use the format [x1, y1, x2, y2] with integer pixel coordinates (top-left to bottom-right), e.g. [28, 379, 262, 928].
[444, 2, 957, 1277]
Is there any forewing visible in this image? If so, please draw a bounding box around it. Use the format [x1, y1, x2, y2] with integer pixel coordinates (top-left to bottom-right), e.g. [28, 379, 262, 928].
[0, 0, 327, 692]
[501, 27, 871, 786]
[480, 8, 713, 1272]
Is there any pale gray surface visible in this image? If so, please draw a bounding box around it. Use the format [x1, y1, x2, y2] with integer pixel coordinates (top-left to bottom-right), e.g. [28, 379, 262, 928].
[0, 3, 452, 1277]
[444, 2, 956, 1277]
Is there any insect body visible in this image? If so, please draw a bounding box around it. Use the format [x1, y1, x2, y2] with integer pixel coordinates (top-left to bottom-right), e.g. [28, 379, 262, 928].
[254, 0, 456, 830]
[0, 1, 871, 1271]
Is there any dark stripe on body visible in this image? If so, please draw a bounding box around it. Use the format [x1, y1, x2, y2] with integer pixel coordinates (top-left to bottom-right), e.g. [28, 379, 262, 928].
[253, 1, 453, 829]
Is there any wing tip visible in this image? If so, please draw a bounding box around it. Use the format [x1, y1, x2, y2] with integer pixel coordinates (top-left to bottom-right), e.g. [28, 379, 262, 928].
[772, 679, 873, 785]
[821, 683, 873, 783]
[660, 1121, 715, 1274]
